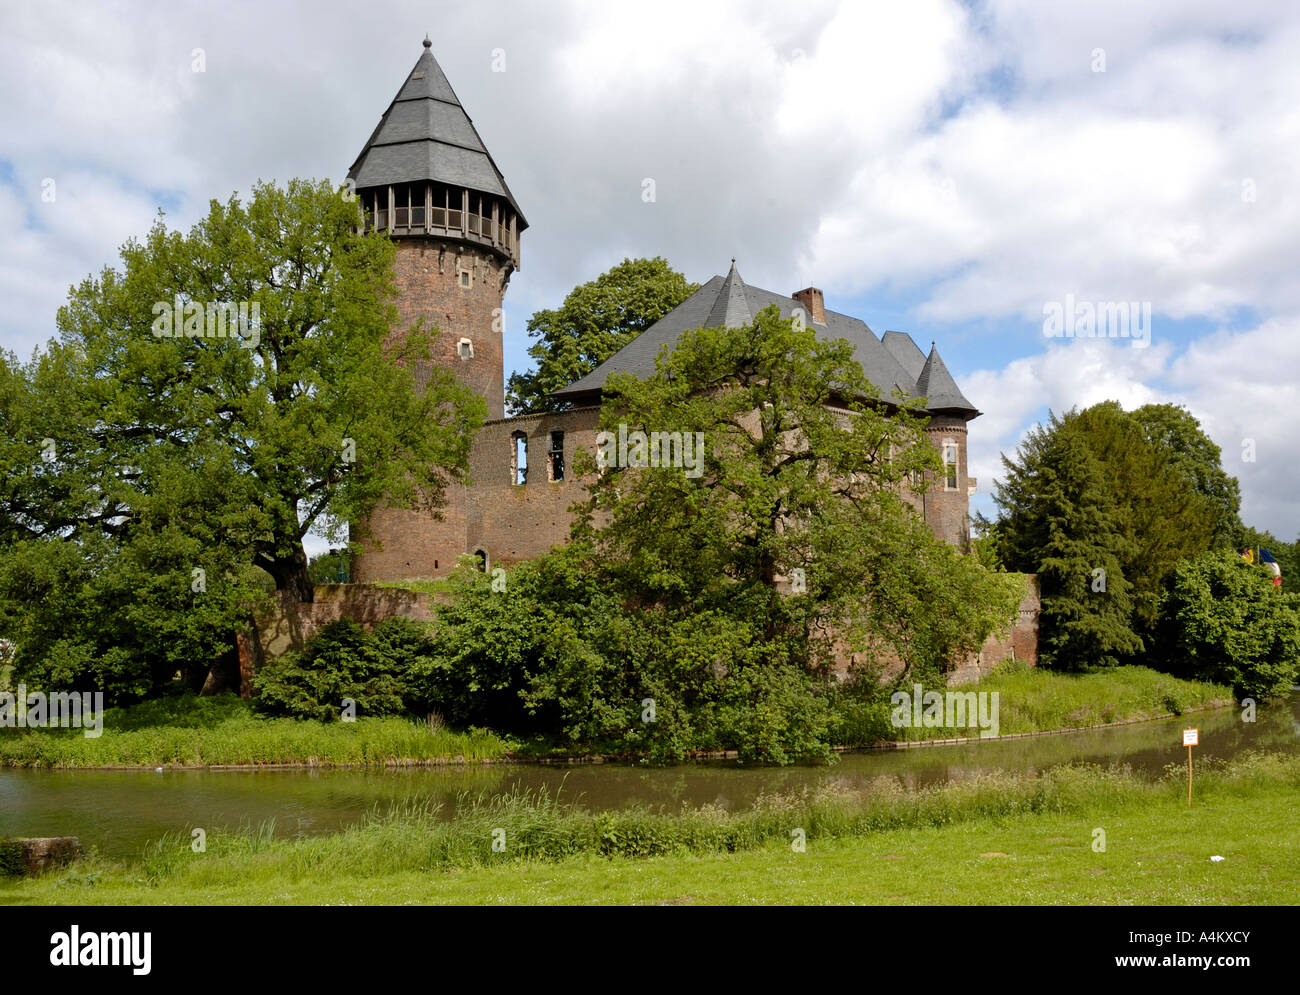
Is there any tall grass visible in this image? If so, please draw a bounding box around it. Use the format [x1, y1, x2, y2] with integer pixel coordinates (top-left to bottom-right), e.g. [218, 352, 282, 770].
[0, 694, 511, 768]
[835, 665, 1233, 747]
[973, 664, 1232, 735]
[54, 751, 1300, 889]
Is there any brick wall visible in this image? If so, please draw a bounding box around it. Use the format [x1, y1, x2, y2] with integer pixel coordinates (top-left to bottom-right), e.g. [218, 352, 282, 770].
[921, 415, 972, 549]
[390, 237, 509, 419]
[236, 584, 433, 696]
[947, 574, 1041, 686]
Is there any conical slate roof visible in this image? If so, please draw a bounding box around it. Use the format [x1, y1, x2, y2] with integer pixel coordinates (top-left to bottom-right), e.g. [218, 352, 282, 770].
[553, 263, 975, 418]
[348, 38, 527, 228]
[915, 343, 978, 414]
[705, 261, 752, 327]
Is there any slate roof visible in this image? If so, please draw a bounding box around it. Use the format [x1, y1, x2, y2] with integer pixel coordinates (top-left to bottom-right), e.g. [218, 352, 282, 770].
[553, 263, 978, 417]
[881, 330, 927, 381]
[348, 39, 527, 228]
[915, 343, 978, 414]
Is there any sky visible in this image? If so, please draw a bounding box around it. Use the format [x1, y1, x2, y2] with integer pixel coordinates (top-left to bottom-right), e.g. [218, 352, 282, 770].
[3, 0, 1297, 550]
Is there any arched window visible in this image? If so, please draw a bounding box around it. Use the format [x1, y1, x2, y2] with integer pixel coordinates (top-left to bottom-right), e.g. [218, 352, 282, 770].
[473, 548, 488, 572]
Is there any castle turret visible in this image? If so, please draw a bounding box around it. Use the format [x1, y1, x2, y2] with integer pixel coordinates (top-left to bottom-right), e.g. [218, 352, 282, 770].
[348, 36, 526, 419]
[350, 39, 527, 583]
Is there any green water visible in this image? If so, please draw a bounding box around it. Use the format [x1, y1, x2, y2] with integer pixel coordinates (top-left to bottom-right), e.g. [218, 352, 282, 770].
[1, 695, 1295, 860]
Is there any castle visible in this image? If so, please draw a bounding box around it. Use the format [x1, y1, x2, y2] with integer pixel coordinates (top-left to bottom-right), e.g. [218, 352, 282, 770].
[346, 40, 982, 584]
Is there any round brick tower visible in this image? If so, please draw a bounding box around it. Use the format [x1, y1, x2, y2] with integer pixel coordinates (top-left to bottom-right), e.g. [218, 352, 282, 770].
[348, 38, 527, 582]
[913, 342, 979, 549]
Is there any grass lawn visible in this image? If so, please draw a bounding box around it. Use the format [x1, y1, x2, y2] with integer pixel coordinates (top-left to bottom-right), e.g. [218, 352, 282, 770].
[942, 664, 1233, 736]
[4, 753, 1296, 905]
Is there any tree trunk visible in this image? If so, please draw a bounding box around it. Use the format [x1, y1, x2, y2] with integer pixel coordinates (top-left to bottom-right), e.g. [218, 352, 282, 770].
[266, 546, 315, 603]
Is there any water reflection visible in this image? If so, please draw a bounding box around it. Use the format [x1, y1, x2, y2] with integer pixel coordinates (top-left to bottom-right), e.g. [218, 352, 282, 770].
[1, 693, 1294, 860]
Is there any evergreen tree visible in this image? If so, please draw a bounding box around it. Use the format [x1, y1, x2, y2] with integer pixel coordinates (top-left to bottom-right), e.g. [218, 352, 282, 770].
[994, 414, 1143, 668]
[1072, 402, 1216, 630]
[1131, 402, 1242, 546]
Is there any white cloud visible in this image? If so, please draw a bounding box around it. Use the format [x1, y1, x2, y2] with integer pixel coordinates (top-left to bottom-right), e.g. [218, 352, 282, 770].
[2, 0, 1296, 536]
[967, 319, 1300, 537]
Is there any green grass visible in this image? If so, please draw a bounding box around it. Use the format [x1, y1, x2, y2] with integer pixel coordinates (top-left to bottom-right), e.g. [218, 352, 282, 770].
[886, 665, 1232, 743]
[0, 666, 1236, 768]
[4, 751, 1296, 904]
[0, 694, 511, 768]
[976, 663, 1232, 729]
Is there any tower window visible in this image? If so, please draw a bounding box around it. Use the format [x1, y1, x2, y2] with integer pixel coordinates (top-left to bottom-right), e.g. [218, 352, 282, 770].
[457, 337, 474, 360]
[511, 431, 527, 486]
[459, 269, 472, 289]
[942, 441, 959, 490]
[548, 431, 565, 482]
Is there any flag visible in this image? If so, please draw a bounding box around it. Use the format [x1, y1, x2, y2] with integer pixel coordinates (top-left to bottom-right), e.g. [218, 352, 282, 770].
[1261, 549, 1282, 587]
[1241, 548, 1255, 563]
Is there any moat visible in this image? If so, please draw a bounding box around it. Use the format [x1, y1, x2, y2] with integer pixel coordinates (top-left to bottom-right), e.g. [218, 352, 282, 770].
[2, 694, 1296, 860]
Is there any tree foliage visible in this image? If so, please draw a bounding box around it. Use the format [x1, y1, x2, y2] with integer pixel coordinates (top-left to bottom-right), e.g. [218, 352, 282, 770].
[1154, 551, 1300, 700]
[428, 306, 1023, 762]
[505, 257, 697, 414]
[1130, 403, 1242, 546]
[991, 402, 1227, 668]
[252, 617, 435, 721]
[0, 179, 483, 699]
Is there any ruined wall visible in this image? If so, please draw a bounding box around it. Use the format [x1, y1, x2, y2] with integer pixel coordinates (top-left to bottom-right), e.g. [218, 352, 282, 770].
[351, 406, 603, 581]
[236, 584, 434, 696]
[468, 407, 602, 567]
[947, 574, 1041, 686]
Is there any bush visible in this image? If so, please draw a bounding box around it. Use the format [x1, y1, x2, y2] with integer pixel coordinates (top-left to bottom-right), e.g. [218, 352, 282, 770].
[252, 617, 435, 721]
[1154, 550, 1300, 700]
[0, 838, 24, 877]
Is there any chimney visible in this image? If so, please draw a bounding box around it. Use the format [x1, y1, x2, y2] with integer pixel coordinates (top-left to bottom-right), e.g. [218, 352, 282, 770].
[792, 287, 826, 325]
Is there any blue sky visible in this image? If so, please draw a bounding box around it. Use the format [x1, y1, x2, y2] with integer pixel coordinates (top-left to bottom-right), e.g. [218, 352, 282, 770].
[3, 0, 1297, 549]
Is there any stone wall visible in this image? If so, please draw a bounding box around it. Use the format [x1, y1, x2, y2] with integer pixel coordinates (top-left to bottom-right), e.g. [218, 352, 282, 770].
[237, 575, 1040, 696]
[948, 574, 1041, 686]
[236, 584, 433, 697]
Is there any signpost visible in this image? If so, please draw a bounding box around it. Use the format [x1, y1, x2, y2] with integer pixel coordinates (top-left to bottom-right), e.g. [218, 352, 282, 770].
[1183, 728, 1198, 805]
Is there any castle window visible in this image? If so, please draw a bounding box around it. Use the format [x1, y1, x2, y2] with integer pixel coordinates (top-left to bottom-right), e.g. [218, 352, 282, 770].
[459, 268, 472, 289]
[473, 548, 489, 572]
[457, 337, 474, 360]
[942, 441, 959, 490]
[511, 431, 527, 485]
[548, 431, 565, 482]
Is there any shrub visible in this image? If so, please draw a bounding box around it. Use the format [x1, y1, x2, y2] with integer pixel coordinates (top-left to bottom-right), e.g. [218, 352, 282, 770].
[1154, 551, 1300, 700]
[252, 617, 435, 720]
[0, 838, 24, 877]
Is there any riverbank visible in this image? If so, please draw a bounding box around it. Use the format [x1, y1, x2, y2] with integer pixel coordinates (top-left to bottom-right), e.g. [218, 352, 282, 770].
[0, 695, 511, 768]
[890, 664, 1232, 741]
[0, 666, 1233, 769]
[4, 751, 1295, 905]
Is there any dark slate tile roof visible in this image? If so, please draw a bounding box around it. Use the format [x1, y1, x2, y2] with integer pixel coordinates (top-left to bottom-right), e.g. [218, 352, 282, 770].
[348, 39, 527, 227]
[915, 344, 978, 414]
[553, 263, 977, 418]
[881, 330, 927, 381]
